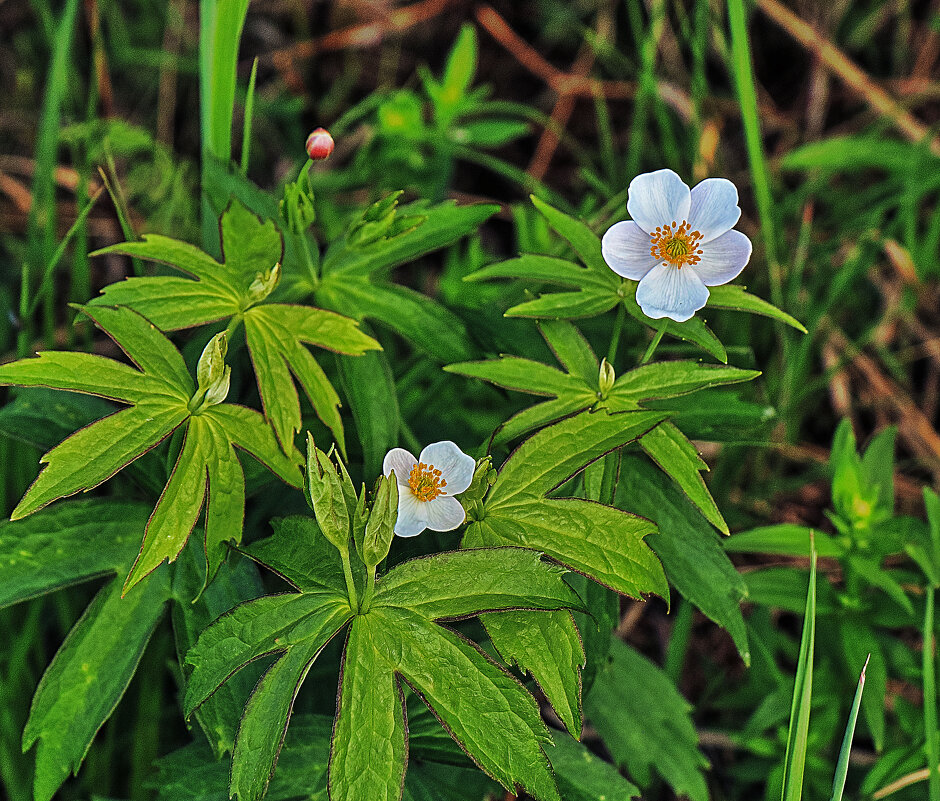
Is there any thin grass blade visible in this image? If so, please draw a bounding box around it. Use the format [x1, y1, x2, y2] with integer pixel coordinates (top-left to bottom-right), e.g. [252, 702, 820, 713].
[830, 654, 869, 801]
[782, 546, 817, 801]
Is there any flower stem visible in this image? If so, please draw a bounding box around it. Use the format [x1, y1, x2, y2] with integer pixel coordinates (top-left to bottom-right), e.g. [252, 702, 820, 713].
[339, 548, 359, 613]
[606, 302, 627, 364]
[639, 319, 669, 364]
[223, 312, 242, 341]
[360, 567, 377, 614]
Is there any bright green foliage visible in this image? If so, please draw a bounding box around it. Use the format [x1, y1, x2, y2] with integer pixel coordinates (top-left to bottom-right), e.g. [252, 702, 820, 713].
[91, 200, 380, 454]
[23, 570, 171, 801]
[0, 499, 148, 607]
[448, 318, 759, 531]
[619, 456, 750, 664]
[329, 615, 408, 801]
[482, 609, 585, 737]
[584, 638, 709, 801]
[313, 197, 499, 363]
[0, 304, 302, 592]
[465, 196, 805, 360]
[548, 730, 641, 801]
[462, 408, 669, 598]
[171, 541, 266, 759]
[187, 513, 584, 801]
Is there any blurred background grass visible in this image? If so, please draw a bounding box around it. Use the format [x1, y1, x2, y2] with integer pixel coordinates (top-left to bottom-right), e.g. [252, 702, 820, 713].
[0, 1, 939, 799]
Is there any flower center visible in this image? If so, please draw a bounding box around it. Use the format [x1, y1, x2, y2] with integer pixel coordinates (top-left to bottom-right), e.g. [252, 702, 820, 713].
[408, 462, 447, 502]
[649, 221, 704, 268]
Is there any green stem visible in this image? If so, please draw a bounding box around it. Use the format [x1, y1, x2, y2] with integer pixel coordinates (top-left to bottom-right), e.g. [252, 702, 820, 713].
[360, 568, 377, 614]
[640, 319, 669, 364]
[606, 302, 626, 364]
[340, 548, 359, 613]
[223, 312, 243, 341]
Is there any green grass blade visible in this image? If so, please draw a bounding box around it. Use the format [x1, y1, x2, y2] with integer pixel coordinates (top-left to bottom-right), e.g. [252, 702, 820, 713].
[725, 0, 781, 308]
[27, 187, 104, 317]
[20, 0, 81, 356]
[240, 56, 259, 175]
[830, 654, 869, 801]
[782, 546, 817, 801]
[199, 0, 249, 164]
[199, 0, 250, 249]
[925, 587, 940, 801]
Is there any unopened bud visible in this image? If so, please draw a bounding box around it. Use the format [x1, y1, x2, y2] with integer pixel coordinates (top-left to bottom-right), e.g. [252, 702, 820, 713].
[598, 358, 615, 398]
[193, 333, 230, 408]
[305, 433, 350, 552]
[247, 262, 281, 306]
[305, 128, 334, 161]
[358, 473, 399, 568]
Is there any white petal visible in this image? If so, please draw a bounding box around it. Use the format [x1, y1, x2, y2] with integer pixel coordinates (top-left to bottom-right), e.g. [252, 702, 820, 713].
[383, 448, 417, 484]
[418, 441, 475, 495]
[636, 264, 709, 323]
[601, 221, 657, 280]
[423, 496, 466, 532]
[693, 230, 752, 286]
[394, 490, 427, 537]
[627, 169, 691, 234]
[688, 178, 742, 243]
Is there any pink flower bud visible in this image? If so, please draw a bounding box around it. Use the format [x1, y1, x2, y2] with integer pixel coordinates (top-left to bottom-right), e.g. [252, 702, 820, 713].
[305, 128, 334, 161]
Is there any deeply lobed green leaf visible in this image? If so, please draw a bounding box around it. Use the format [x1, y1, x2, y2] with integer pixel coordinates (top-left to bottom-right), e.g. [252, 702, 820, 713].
[184, 591, 351, 717]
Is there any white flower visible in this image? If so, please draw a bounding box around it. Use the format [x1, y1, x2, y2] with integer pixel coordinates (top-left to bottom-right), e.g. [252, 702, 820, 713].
[383, 441, 475, 537]
[602, 169, 752, 323]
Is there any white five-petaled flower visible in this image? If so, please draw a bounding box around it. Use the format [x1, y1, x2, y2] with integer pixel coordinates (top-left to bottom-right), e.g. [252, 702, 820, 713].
[602, 169, 753, 323]
[383, 441, 475, 537]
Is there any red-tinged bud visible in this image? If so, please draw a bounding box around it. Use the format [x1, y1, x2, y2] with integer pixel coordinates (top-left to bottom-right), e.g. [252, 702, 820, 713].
[305, 128, 334, 161]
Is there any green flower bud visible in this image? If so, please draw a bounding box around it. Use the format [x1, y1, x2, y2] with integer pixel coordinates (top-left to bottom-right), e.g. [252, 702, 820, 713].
[358, 474, 399, 568]
[458, 457, 496, 508]
[598, 357, 615, 399]
[304, 433, 350, 552]
[246, 262, 281, 306]
[190, 333, 230, 411]
[279, 178, 316, 234]
[351, 485, 369, 561]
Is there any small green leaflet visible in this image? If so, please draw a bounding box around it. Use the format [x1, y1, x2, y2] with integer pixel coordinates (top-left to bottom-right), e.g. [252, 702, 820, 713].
[0, 305, 302, 593]
[90, 199, 380, 455]
[447, 319, 759, 531]
[187, 516, 583, 801]
[461, 407, 669, 599]
[584, 638, 709, 801]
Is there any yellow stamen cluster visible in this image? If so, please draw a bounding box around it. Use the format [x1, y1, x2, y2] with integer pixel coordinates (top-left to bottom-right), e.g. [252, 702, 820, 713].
[408, 462, 447, 502]
[649, 221, 704, 268]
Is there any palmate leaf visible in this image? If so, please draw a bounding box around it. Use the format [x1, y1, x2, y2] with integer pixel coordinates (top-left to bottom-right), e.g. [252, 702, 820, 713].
[447, 319, 758, 531]
[462, 407, 669, 598]
[0, 499, 170, 801]
[584, 638, 709, 801]
[465, 195, 729, 361]
[313, 198, 499, 364]
[466, 196, 805, 358]
[618, 455, 750, 664]
[23, 569, 172, 801]
[90, 199, 380, 454]
[187, 518, 583, 801]
[0, 304, 302, 593]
